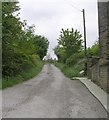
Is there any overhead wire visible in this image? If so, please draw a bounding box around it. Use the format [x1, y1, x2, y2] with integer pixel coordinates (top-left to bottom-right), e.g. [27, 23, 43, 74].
[63, 0, 83, 32]
[63, 0, 82, 12]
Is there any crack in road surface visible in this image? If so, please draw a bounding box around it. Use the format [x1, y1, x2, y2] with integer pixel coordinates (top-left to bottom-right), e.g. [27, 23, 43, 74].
[2, 64, 107, 118]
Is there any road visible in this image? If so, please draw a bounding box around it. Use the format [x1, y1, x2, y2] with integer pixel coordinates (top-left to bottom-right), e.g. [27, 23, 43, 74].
[2, 64, 107, 118]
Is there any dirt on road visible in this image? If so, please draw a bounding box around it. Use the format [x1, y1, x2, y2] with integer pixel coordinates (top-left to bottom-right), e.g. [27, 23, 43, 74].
[2, 64, 107, 118]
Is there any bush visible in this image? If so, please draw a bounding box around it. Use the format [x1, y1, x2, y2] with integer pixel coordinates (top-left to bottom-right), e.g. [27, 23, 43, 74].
[66, 52, 84, 66]
[2, 60, 43, 89]
[55, 62, 84, 79]
[87, 41, 100, 57]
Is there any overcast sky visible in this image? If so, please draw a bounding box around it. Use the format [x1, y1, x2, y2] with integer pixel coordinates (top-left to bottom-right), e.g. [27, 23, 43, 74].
[19, 0, 98, 59]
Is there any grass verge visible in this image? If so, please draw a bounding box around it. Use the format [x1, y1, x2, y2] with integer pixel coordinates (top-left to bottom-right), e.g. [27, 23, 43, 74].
[54, 62, 84, 80]
[0, 80, 1, 89]
[2, 61, 43, 89]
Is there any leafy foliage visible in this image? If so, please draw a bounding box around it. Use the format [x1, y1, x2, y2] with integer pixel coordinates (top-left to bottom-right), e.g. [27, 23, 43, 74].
[66, 51, 84, 66]
[34, 35, 49, 60]
[87, 41, 100, 57]
[54, 45, 67, 63]
[2, 60, 43, 89]
[55, 62, 84, 78]
[54, 28, 83, 65]
[2, 2, 49, 77]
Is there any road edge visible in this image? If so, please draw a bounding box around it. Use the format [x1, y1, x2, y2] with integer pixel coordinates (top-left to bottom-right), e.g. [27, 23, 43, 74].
[74, 77, 108, 112]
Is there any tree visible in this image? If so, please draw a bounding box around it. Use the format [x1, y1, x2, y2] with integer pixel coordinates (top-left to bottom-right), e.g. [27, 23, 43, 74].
[87, 41, 100, 57]
[54, 28, 83, 64]
[34, 35, 49, 60]
[54, 45, 67, 63]
[58, 28, 83, 57]
[2, 2, 49, 77]
[2, 2, 23, 76]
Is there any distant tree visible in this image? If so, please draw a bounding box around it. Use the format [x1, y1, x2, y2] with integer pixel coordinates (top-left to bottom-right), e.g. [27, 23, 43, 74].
[58, 28, 83, 57]
[54, 45, 67, 63]
[46, 53, 51, 60]
[87, 41, 100, 57]
[34, 35, 49, 60]
[54, 28, 83, 64]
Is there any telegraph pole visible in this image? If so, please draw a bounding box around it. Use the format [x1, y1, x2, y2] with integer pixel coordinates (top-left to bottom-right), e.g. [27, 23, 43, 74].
[82, 9, 87, 57]
[82, 9, 87, 75]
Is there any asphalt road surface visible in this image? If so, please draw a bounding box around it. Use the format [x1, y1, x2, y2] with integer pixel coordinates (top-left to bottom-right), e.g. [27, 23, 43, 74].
[2, 64, 107, 118]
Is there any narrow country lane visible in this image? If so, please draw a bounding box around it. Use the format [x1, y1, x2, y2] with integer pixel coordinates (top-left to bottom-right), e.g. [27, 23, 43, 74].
[2, 64, 107, 118]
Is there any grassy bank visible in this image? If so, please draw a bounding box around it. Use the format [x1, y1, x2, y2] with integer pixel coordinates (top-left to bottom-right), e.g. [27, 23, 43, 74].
[55, 62, 84, 80]
[1, 61, 43, 89]
[0, 80, 1, 89]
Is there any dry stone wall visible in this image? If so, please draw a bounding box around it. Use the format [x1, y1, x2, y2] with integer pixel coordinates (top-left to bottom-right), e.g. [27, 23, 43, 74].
[87, 2, 109, 93]
[98, 2, 109, 93]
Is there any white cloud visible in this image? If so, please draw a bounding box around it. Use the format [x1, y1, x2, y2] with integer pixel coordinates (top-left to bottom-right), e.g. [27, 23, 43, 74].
[19, 0, 99, 58]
